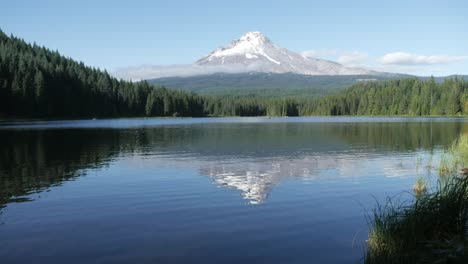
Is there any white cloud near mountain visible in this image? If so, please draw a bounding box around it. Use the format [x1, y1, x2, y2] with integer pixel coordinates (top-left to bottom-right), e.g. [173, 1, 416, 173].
[300, 49, 337, 58]
[378, 52, 468, 65]
[114, 63, 269, 81]
[115, 32, 373, 80]
[337, 51, 369, 65]
[112, 31, 467, 80]
[299, 50, 369, 66]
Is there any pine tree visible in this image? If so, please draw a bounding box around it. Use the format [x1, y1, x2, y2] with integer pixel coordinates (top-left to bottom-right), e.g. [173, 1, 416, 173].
[34, 70, 46, 114]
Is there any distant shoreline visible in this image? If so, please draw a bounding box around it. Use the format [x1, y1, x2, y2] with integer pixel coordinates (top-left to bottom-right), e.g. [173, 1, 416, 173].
[1, 115, 467, 124]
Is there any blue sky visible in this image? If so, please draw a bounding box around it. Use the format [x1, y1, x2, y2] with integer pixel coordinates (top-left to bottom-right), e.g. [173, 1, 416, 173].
[2, 0, 467, 76]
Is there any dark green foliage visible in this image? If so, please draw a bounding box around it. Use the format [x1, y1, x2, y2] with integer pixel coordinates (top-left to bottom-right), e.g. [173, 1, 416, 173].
[202, 77, 467, 117]
[0, 29, 204, 118]
[1, 29, 466, 118]
[298, 78, 468, 116]
[149, 72, 413, 98]
[149, 73, 467, 99]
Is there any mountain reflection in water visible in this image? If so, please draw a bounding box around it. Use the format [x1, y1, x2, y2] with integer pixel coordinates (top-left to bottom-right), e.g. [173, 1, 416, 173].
[200, 157, 340, 204]
[0, 118, 467, 264]
[0, 118, 466, 208]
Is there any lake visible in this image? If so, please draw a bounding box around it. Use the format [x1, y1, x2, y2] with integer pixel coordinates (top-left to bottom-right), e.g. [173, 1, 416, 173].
[0, 117, 467, 264]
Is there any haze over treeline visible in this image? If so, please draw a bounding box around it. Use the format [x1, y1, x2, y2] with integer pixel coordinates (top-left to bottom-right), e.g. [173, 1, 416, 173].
[0, 30, 467, 118]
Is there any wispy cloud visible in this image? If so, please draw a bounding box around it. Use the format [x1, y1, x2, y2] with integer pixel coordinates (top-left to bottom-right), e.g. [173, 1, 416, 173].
[378, 52, 468, 65]
[369, 64, 451, 76]
[114, 63, 271, 81]
[114, 50, 468, 80]
[337, 51, 369, 65]
[300, 49, 337, 58]
[301, 49, 370, 66]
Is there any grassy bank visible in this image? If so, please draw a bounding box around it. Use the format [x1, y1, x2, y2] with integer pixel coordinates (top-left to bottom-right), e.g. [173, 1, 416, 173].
[365, 134, 468, 263]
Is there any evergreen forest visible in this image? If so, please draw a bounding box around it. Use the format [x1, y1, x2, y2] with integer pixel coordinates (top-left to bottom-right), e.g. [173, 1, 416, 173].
[1, 30, 466, 118]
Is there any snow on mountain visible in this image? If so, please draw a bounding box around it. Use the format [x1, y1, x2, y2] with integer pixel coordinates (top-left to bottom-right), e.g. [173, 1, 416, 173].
[114, 31, 379, 80]
[197, 32, 282, 65]
[195, 31, 375, 75]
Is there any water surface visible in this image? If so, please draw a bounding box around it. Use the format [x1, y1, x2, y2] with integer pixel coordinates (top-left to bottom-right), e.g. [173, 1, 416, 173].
[1, 117, 466, 263]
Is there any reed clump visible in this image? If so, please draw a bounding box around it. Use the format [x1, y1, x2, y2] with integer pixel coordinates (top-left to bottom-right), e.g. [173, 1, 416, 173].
[365, 134, 468, 264]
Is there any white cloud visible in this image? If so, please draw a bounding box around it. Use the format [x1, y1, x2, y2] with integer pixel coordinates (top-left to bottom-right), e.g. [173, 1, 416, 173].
[369, 64, 449, 76]
[378, 52, 468, 65]
[113, 62, 271, 81]
[301, 50, 369, 66]
[300, 49, 337, 58]
[113, 50, 468, 80]
[337, 51, 369, 65]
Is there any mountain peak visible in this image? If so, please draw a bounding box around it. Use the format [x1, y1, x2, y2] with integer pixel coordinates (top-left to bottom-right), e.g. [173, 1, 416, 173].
[238, 31, 270, 45]
[194, 32, 375, 76]
[196, 31, 280, 65]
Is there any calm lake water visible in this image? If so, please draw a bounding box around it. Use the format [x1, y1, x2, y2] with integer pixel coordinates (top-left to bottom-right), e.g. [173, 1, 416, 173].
[1, 117, 467, 264]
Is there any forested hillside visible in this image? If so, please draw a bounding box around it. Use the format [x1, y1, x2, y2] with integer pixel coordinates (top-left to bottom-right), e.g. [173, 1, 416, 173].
[149, 73, 408, 98]
[0, 30, 466, 118]
[0, 30, 204, 117]
[299, 78, 468, 116]
[150, 73, 468, 99]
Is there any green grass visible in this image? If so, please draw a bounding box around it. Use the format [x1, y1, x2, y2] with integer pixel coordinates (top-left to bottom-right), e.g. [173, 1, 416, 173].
[439, 134, 468, 178]
[365, 133, 468, 264]
[366, 178, 468, 263]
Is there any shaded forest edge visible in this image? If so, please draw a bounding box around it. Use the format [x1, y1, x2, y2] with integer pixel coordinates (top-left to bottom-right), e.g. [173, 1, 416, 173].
[1, 29, 467, 118]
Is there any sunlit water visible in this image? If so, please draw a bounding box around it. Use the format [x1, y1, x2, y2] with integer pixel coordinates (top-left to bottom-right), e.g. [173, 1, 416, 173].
[0, 117, 466, 264]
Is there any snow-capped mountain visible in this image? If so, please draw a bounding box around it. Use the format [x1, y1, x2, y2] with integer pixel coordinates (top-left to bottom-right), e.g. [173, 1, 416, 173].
[195, 31, 375, 75]
[114, 31, 390, 80]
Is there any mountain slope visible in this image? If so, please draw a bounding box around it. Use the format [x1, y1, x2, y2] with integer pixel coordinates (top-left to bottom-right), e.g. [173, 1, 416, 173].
[148, 71, 465, 98]
[195, 31, 376, 76]
[146, 31, 407, 97]
[148, 72, 412, 98]
[115, 31, 384, 80]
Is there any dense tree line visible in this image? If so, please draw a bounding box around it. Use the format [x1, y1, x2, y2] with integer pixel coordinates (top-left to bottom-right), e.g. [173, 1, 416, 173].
[0, 30, 204, 118]
[1, 29, 466, 118]
[299, 78, 468, 116]
[203, 96, 298, 116]
[203, 77, 467, 116]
